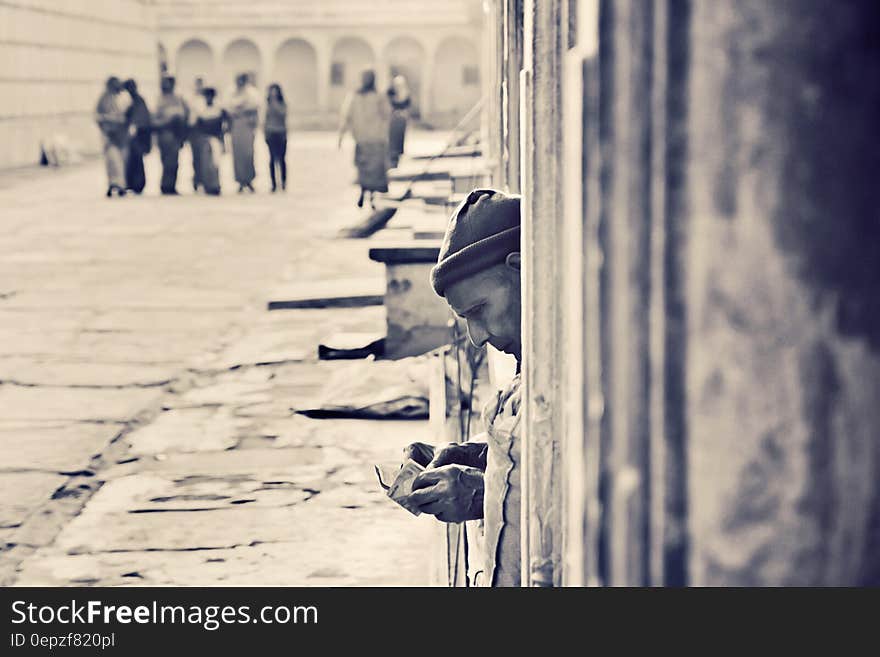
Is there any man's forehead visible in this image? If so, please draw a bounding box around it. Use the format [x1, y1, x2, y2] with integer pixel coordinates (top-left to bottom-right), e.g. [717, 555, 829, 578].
[444, 270, 501, 311]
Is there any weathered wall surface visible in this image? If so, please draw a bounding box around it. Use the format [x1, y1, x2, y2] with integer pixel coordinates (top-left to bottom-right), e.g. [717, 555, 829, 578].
[685, 0, 880, 585]
[0, 0, 158, 169]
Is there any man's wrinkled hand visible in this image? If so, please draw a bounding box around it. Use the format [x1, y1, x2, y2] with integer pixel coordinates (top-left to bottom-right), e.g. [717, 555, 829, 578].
[407, 465, 484, 523]
[403, 442, 435, 467]
[427, 442, 487, 470]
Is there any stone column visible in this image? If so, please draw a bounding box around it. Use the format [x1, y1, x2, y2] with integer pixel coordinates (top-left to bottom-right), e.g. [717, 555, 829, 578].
[313, 35, 331, 114]
[519, 0, 566, 587]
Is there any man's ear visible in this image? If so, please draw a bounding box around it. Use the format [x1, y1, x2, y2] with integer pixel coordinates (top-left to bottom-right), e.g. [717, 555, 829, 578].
[505, 252, 521, 271]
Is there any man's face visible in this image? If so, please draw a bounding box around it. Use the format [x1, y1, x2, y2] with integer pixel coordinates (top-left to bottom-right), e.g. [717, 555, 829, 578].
[161, 78, 173, 94]
[444, 255, 522, 361]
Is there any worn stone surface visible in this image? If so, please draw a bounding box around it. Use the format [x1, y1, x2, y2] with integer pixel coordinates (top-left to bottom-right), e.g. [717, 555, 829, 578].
[0, 422, 122, 472]
[0, 386, 163, 423]
[1, 132, 445, 585]
[0, 358, 177, 387]
[0, 472, 69, 529]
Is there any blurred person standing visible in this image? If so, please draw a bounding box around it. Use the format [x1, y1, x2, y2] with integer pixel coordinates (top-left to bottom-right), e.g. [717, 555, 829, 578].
[94, 76, 128, 197]
[227, 73, 260, 193]
[123, 79, 151, 195]
[338, 70, 390, 209]
[387, 75, 411, 168]
[152, 75, 189, 195]
[188, 76, 206, 192]
[264, 83, 288, 192]
[192, 87, 226, 196]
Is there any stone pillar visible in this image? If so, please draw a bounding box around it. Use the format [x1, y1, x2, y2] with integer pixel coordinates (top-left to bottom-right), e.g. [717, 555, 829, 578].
[520, 0, 566, 587]
[313, 35, 331, 114]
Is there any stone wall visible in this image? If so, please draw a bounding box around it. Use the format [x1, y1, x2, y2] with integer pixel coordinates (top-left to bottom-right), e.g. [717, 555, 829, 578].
[0, 0, 158, 169]
[684, 0, 880, 586]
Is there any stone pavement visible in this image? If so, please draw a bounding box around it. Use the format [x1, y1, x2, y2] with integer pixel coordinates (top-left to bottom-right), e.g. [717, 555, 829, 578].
[0, 132, 445, 586]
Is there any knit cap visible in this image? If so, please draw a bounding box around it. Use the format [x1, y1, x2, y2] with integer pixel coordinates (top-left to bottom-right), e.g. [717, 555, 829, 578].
[430, 189, 521, 297]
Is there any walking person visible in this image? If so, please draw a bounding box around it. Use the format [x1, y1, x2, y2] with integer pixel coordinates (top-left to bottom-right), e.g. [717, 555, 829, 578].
[123, 79, 151, 195]
[192, 87, 226, 196]
[387, 75, 411, 168]
[152, 76, 189, 195]
[227, 73, 259, 193]
[338, 70, 391, 209]
[264, 83, 288, 192]
[94, 76, 128, 197]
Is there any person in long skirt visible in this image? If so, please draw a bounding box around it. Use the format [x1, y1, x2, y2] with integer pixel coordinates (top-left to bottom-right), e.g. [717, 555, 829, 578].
[387, 75, 411, 168]
[338, 70, 391, 209]
[123, 79, 151, 195]
[264, 83, 288, 192]
[95, 77, 128, 197]
[152, 76, 189, 195]
[227, 73, 259, 193]
[192, 87, 225, 196]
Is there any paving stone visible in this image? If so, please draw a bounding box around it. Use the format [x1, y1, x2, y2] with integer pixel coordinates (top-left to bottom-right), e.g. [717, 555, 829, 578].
[172, 381, 273, 408]
[16, 508, 438, 585]
[87, 310, 241, 332]
[207, 328, 312, 369]
[0, 472, 68, 528]
[0, 358, 177, 387]
[0, 331, 77, 357]
[125, 408, 245, 456]
[0, 386, 163, 422]
[0, 422, 122, 471]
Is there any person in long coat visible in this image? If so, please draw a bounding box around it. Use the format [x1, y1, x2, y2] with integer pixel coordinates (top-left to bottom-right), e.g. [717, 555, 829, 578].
[338, 70, 391, 209]
[227, 73, 260, 193]
[152, 76, 189, 195]
[123, 78, 151, 195]
[95, 77, 128, 197]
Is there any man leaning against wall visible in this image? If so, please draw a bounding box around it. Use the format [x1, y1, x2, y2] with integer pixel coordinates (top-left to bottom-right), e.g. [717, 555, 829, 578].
[404, 189, 523, 587]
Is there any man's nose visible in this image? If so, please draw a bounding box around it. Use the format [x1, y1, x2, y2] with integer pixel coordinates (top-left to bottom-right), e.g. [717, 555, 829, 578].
[465, 320, 489, 348]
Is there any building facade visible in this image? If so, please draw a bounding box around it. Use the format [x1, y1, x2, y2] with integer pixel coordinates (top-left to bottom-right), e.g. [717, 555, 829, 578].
[0, 0, 484, 169]
[0, 0, 159, 169]
[156, 0, 485, 127]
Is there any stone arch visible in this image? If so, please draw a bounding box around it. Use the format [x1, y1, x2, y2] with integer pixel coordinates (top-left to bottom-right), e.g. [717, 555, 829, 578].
[431, 36, 481, 127]
[221, 38, 262, 92]
[382, 36, 426, 118]
[329, 36, 376, 111]
[271, 38, 318, 114]
[175, 39, 215, 94]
